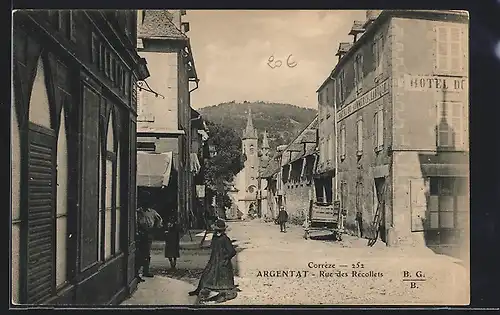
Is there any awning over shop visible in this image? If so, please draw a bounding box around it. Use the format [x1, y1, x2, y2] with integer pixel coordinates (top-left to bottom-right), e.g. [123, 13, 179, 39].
[137, 151, 173, 187]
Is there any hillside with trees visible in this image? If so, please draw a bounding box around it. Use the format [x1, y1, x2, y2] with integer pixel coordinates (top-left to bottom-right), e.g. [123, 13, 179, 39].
[198, 101, 317, 156]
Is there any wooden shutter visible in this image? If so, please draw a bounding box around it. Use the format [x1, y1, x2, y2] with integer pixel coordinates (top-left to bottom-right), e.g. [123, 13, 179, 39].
[449, 27, 462, 72]
[377, 109, 384, 149]
[451, 102, 463, 148]
[69, 11, 77, 42]
[437, 102, 450, 147]
[26, 123, 56, 304]
[356, 118, 363, 153]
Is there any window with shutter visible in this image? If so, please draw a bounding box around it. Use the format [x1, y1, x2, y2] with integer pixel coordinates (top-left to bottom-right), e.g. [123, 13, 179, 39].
[69, 11, 76, 42]
[437, 101, 464, 149]
[356, 117, 363, 155]
[340, 125, 346, 159]
[26, 124, 56, 304]
[80, 84, 100, 270]
[56, 107, 69, 289]
[377, 109, 384, 149]
[377, 37, 384, 77]
[436, 26, 463, 73]
[338, 70, 346, 103]
[354, 54, 364, 92]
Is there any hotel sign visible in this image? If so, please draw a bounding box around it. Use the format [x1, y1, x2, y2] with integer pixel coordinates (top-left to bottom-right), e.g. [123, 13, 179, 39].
[337, 79, 390, 122]
[403, 74, 467, 92]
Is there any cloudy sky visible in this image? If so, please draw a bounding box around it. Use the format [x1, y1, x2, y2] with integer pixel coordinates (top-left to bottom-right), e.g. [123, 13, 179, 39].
[183, 10, 366, 109]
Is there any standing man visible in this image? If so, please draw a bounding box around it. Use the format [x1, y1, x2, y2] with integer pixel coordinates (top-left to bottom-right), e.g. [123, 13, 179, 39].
[136, 194, 163, 279]
[278, 206, 289, 233]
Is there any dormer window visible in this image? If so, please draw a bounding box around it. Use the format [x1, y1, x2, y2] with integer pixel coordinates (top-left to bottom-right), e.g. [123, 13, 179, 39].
[349, 20, 365, 43]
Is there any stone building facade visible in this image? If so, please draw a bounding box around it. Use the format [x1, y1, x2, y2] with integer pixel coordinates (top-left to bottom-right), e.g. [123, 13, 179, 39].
[135, 10, 204, 232]
[261, 117, 319, 222]
[11, 10, 149, 304]
[316, 10, 469, 256]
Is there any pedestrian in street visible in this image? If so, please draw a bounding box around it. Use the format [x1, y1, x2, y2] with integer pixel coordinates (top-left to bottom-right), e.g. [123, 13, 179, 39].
[356, 211, 363, 238]
[278, 206, 289, 233]
[136, 196, 163, 279]
[188, 219, 238, 303]
[164, 217, 180, 270]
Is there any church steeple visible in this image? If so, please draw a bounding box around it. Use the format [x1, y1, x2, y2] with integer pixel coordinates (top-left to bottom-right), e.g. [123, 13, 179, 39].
[261, 130, 270, 163]
[262, 130, 270, 149]
[242, 108, 257, 140]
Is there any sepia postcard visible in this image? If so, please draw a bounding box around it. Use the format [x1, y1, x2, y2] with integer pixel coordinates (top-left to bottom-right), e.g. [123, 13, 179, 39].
[11, 9, 470, 307]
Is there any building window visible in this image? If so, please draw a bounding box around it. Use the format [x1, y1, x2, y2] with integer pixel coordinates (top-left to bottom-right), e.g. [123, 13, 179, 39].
[69, 10, 77, 42]
[249, 144, 255, 155]
[374, 109, 384, 151]
[99, 44, 105, 72]
[115, 141, 122, 253]
[436, 26, 464, 73]
[81, 83, 100, 270]
[340, 125, 346, 160]
[56, 107, 69, 289]
[354, 54, 364, 93]
[103, 113, 118, 260]
[318, 92, 323, 106]
[105, 51, 111, 78]
[91, 33, 99, 65]
[372, 36, 384, 77]
[437, 101, 465, 149]
[338, 70, 346, 104]
[325, 87, 330, 105]
[428, 177, 468, 230]
[356, 117, 363, 156]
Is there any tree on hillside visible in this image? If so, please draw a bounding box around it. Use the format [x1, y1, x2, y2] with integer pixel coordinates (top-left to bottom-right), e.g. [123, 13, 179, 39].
[204, 121, 245, 219]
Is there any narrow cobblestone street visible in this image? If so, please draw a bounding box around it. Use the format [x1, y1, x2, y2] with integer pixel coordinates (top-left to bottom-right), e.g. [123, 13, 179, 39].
[123, 220, 468, 306]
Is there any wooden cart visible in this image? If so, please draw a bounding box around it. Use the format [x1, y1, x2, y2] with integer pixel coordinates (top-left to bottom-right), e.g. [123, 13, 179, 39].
[303, 201, 344, 241]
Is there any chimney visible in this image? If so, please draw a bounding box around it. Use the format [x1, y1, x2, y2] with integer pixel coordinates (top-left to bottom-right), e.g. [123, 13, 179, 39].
[348, 20, 365, 43]
[363, 10, 382, 28]
[335, 42, 353, 62]
[182, 22, 190, 33]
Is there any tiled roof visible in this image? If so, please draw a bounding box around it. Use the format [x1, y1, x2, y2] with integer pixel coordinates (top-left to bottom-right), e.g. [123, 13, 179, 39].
[138, 10, 187, 40]
[260, 158, 280, 178]
[300, 130, 317, 143]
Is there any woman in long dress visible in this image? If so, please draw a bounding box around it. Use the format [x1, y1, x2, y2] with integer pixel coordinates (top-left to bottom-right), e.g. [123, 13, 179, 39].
[188, 219, 238, 303]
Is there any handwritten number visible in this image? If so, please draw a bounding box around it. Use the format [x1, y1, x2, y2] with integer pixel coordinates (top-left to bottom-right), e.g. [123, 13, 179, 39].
[268, 54, 298, 69]
[267, 54, 276, 69]
[287, 54, 298, 68]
